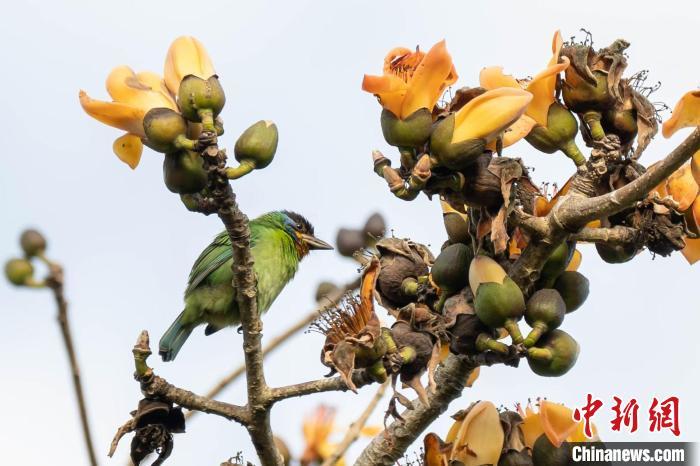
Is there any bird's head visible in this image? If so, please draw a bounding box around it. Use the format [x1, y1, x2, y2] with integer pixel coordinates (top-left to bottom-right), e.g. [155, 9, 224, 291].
[277, 210, 333, 257]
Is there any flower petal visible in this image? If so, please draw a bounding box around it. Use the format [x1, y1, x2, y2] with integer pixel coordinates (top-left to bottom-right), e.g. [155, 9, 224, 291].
[450, 401, 504, 466]
[423, 433, 449, 466]
[525, 58, 569, 127]
[691, 150, 700, 186]
[164, 36, 216, 95]
[106, 66, 177, 111]
[662, 90, 700, 138]
[520, 405, 544, 449]
[681, 237, 700, 264]
[566, 249, 582, 271]
[550, 30, 564, 66]
[79, 90, 146, 136]
[666, 163, 699, 211]
[112, 133, 143, 169]
[501, 115, 538, 148]
[539, 400, 579, 448]
[401, 40, 457, 118]
[465, 366, 480, 387]
[453, 87, 532, 143]
[362, 73, 408, 118]
[479, 66, 521, 90]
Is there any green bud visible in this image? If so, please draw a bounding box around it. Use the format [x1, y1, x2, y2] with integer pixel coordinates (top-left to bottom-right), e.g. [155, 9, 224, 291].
[553, 271, 590, 313]
[431, 243, 472, 294]
[380, 108, 433, 148]
[523, 289, 567, 347]
[5, 258, 34, 286]
[539, 241, 574, 288]
[177, 75, 226, 127]
[143, 108, 191, 153]
[430, 113, 485, 169]
[595, 242, 637, 264]
[474, 276, 526, 328]
[526, 329, 579, 377]
[531, 434, 572, 466]
[163, 150, 207, 194]
[234, 120, 279, 169]
[20, 229, 47, 258]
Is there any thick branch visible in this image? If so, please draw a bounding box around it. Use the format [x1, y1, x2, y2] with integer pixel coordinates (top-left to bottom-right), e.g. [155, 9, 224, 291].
[45, 260, 98, 466]
[571, 225, 639, 244]
[321, 381, 389, 466]
[186, 278, 360, 420]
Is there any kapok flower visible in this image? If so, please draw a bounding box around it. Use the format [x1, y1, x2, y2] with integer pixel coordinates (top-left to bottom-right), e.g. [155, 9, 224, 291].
[163, 36, 216, 96]
[518, 399, 597, 448]
[662, 90, 700, 138]
[655, 153, 700, 264]
[79, 66, 177, 168]
[301, 406, 344, 466]
[362, 41, 457, 119]
[480, 31, 584, 165]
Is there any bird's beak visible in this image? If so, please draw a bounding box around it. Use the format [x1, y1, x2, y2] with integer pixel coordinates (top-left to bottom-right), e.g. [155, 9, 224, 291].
[301, 233, 334, 250]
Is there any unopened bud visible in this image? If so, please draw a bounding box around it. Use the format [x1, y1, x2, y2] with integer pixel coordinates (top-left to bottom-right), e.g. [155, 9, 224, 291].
[234, 120, 279, 169]
[20, 229, 47, 257]
[5, 258, 34, 286]
[177, 75, 226, 127]
[143, 108, 191, 153]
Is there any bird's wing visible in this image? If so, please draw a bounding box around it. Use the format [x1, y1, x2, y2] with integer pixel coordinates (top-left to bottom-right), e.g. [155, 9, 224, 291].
[185, 227, 262, 296]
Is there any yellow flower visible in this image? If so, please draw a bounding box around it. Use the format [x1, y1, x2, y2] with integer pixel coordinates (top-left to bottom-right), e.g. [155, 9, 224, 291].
[655, 154, 700, 264]
[479, 31, 577, 159]
[79, 66, 177, 168]
[164, 36, 216, 96]
[301, 406, 344, 466]
[662, 90, 700, 138]
[518, 399, 596, 449]
[362, 41, 457, 119]
[445, 401, 504, 466]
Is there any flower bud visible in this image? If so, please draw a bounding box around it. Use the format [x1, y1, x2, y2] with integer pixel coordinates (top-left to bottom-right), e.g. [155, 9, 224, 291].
[431, 243, 472, 294]
[553, 271, 590, 313]
[5, 258, 34, 286]
[336, 228, 365, 257]
[441, 200, 470, 244]
[143, 108, 191, 153]
[498, 450, 534, 466]
[538, 241, 574, 288]
[363, 213, 386, 242]
[177, 75, 226, 127]
[380, 108, 433, 148]
[531, 434, 572, 466]
[595, 242, 637, 264]
[430, 113, 486, 169]
[20, 229, 47, 258]
[526, 329, 579, 377]
[234, 120, 279, 170]
[162, 150, 207, 194]
[523, 289, 566, 347]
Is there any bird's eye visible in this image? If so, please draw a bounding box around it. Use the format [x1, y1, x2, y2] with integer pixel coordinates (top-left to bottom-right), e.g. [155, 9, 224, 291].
[296, 223, 303, 231]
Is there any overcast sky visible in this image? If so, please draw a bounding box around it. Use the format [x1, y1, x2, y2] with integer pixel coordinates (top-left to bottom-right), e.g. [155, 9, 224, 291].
[1, 1, 699, 465]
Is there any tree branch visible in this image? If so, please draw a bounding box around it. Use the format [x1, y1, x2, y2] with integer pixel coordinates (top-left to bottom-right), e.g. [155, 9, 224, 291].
[44, 258, 98, 466]
[268, 370, 375, 404]
[321, 381, 388, 466]
[571, 225, 639, 244]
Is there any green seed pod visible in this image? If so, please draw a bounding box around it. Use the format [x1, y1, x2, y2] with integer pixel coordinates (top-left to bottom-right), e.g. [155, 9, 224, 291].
[498, 450, 534, 466]
[595, 242, 637, 264]
[20, 229, 47, 258]
[234, 120, 279, 170]
[380, 108, 433, 148]
[553, 271, 590, 313]
[539, 241, 574, 288]
[5, 258, 34, 286]
[432, 243, 472, 293]
[163, 150, 207, 194]
[527, 329, 580, 377]
[143, 108, 190, 153]
[336, 228, 365, 257]
[562, 70, 613, 113]
[523, 289, 566, 347]
[177, 75, 226, 124]
[430, 113, 486, 169]
[531, 434, 572, 466]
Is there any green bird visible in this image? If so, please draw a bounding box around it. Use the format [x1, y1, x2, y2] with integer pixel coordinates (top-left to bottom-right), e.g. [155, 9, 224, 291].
[159, 210, 333, 361]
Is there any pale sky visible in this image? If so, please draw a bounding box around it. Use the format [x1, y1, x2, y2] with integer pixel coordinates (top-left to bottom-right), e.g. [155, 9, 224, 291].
[1, 1, 698, 465]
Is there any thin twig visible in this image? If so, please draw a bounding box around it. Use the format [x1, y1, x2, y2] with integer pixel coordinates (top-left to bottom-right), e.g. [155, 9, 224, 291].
[44, 259, 98, 466]
[186, 278, 360, 421]
[321, 381, 388, 466]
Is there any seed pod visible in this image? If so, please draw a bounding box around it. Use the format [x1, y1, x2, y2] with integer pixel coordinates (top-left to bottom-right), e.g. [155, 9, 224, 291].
[177, 75, 226, 124]
[498, 450, 534, 466]
[562, 70, 613, 114]
[234, 120, 279, 170]
[5, 258, 34, 286]
[336, 228, 366, 257]
[553, 271, 590, 313]
[380, 108, 433, 148]
[163, 150, 207, 194]
[20, 229, 47, 258]
[595, 242, 637, 264]
[143, 108, 190, 153]
[527, 329, 580, 377]
[363, 213, 386, 242]
[532, 434, 572, 466]
[430, 113, 486, 170]
[469, 256, 525, 342]
[539, 241, 574, 288]
[523, 289, 566, 348]
[432, 243, 472, 294]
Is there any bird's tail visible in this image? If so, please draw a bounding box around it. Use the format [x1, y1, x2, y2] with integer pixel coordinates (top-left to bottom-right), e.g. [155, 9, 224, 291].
[159, 311, 194, 362]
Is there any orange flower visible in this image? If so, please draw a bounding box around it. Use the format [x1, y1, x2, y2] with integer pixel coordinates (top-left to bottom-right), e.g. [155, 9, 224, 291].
[362, 41, 457, 119]
[518, 399, 597, 448]
[79, 66, 177, 168]
[164, 36, 216, 96]
[301, 406, 343, 466]
[479, 30, 570, 148]
[662, 90, 700, 138]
